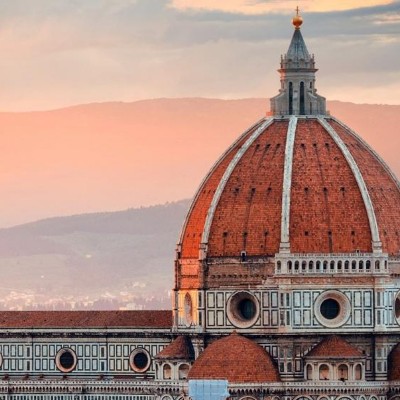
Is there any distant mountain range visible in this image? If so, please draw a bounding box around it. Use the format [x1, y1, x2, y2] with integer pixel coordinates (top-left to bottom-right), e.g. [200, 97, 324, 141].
[0, 200, 190, 310]
[1, 98, 399, 227]
[0, 98, 399, 309]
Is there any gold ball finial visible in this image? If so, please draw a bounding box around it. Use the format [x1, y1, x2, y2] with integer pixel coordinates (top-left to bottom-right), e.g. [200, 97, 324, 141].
[292, 6, 303, 29]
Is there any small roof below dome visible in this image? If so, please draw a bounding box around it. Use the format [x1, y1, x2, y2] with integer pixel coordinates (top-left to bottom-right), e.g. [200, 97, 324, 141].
[187, 332, 280, 383]
[388, 343, 400, 380]
[306, 335, 363, 359]
[156, 336, 194, 360]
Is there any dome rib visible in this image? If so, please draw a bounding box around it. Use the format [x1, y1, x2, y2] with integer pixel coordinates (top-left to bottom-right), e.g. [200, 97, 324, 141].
[280, 115, 298, 252]
[179, 118, 263, 260]
[200, 117, 274, 254]
[318, 117, 381, 252]
[331, 116, 400, 191]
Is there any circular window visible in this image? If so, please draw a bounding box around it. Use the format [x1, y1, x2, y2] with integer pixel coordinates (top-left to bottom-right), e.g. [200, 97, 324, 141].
[314, 290, 350, 328]
[320, 298, 340, 320]
[227, 291, 259, 328]
[55, 348, 77, 373]
[394, 292, 400, 325]
[130, 349, 151, 373]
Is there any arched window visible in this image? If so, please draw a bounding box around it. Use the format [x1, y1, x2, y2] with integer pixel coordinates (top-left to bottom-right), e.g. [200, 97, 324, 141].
[319, 364, 330, 380]
[309, 261, 314, 271]
[337, 261, 342, 271]
[359, 260, 364, 270]
[338, 364, 348, 381]
[277, 261, 281, 272]
[289, 82, 293, 114]
[300, 82, 305, 115]
[306, 364, 313, 380]
[330, 260, 335, 271]
[163, 364, 172, 380]
[354, 364, 362, 380]
[352, 260, 357, 270]
[178, 364, 190, 379]
[184, 293, 193, 325]
[302, 261, 307, 271]
[288, 261, 293, 272]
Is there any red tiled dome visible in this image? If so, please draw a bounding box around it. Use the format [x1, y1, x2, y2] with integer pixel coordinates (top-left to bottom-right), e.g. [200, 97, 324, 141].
[187, 332, 280, 383]
[155, 336, 194, 360]
[179, 117, 400, 261]
[388, 343, 400, 380]
[306, 335, 363, 358]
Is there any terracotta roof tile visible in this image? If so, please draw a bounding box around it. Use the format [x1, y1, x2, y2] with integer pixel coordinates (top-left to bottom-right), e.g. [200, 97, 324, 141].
[0, 310, 172, 329]
[156, 336, 194, 360]
[388, 343, 400, 380]
[188, 332, 280, 383]
[306, 335, 363, 359]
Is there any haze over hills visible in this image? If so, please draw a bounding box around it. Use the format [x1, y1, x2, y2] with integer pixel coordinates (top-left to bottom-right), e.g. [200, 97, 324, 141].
[1, 98, 399, 227]
[0, 98, 399, 309]
[0, 200, 190, 310]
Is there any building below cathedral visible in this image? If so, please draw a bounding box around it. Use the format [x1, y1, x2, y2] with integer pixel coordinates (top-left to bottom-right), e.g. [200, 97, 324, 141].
[0, 10, 400, 400]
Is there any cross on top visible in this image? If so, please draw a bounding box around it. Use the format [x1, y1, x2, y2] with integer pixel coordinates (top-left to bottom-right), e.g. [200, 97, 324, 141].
[295, 6, 300, 16]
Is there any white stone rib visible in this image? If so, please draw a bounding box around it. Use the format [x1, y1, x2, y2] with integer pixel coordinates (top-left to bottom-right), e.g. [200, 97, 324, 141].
[318, 117, 382, 253]
[177, 118, 267, 246]
[200, 117, 275, 254]
[331, 116, 400, 192]
[279, 116, 298, 253]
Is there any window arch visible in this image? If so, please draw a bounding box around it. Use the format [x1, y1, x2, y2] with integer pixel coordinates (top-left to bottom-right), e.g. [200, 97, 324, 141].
[354, 364, 362, 380]
[338, 364, 348, 381]
[184, 293, 193, 325]
[319, 364, 330, 380]
[163, 364, 172, 380]
[178, 364, 190, 379]
[306, 364, 313, 380]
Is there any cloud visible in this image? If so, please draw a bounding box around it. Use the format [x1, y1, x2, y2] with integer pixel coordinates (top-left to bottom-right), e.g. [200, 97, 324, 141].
[0, 0, 398, 110]
[170, 0, 394, 14]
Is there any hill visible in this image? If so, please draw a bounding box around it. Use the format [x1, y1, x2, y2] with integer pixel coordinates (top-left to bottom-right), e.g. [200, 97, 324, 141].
[0, 98, 399, 227]
[0, 200, 190, 310]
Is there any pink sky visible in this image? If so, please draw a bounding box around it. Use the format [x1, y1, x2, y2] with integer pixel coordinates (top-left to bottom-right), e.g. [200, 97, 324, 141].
[0, 1, 399, 227]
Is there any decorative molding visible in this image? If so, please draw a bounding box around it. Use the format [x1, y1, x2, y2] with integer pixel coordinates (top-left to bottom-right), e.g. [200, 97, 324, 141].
[280, 115, 298, 253]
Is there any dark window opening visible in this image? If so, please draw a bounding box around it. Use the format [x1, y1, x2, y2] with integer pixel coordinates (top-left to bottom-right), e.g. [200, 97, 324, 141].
[133, 352, 149, 370]
[289, 82, 293, 115]
[59, 352, 74, 370]
[320, 298, 340, 320]
[300, 82, 305, 115]
[238, 299, 256, 320]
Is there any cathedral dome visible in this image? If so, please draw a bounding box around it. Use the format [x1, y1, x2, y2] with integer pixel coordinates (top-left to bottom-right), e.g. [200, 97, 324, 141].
[178, 116, 400, 261]
[187, 332, 280, 383]
[177, 14, 400, 273]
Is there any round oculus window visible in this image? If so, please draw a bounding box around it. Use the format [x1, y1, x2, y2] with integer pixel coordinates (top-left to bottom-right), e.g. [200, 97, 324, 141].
[320, 298, 340, 320]
[55, 348, 77, 373]
[314, 290, 350, 328]
[130, 349, 151, 373]
[227, 291, 259, 328]
[395, 291, 400, 325]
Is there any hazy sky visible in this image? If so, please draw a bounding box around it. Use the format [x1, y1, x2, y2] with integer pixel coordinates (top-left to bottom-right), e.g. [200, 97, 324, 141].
[0, 0, 399, 111]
